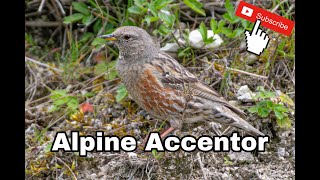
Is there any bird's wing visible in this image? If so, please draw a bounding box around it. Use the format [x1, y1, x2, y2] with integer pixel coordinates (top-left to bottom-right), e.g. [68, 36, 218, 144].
[150, 51, 246, 119]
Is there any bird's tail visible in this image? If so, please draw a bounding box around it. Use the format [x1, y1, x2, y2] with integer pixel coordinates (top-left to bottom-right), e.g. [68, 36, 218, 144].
[212, 105, 264, 137]
[230, 117, 264, 136]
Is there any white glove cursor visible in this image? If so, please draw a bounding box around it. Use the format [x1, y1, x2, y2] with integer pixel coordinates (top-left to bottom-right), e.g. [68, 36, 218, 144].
[245, 20, 270, 56]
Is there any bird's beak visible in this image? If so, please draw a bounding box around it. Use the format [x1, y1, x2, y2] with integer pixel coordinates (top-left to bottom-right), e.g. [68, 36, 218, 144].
[98, 34, 116, 41]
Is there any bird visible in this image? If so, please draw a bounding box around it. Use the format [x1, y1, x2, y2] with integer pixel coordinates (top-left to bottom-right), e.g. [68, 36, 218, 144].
[99, 26, 264, 138]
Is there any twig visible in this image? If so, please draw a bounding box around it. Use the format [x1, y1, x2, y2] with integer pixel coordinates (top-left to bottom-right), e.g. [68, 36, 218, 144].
[197, 152, 207, 180]
[226, 67, 268, 79]
[38, 0, 46, 13]
[55, 157, 78, 180]
[25, 20, 61, 27]
[209, 61, 268, 79]
[25, 56, 63, 73]
[54, 0, 65, 16]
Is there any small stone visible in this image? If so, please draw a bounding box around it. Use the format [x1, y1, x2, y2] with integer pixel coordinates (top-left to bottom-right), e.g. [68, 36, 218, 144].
[236, 85, 255, 102]
[160, 43, 180, 52]
[128, 152, 137, 158]
[227, 151, 255, 162]
[277, 147, 286, 157]
[246, 54, 258, 65]
[222, 173, 229, 179]
[236, 85, 252, 97]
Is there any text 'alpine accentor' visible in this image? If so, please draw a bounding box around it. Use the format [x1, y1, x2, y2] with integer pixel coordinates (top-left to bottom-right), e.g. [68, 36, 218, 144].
[100, 26, 264, 137]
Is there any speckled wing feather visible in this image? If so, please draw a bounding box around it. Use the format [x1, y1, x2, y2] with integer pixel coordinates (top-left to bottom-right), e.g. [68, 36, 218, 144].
[151, 51, 246, 119]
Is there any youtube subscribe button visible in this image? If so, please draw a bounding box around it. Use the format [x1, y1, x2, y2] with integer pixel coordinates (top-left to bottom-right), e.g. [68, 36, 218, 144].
[235, 1, 294, 36]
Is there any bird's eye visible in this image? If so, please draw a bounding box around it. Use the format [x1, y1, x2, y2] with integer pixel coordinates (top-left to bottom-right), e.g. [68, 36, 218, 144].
[123, 35, 131, 40]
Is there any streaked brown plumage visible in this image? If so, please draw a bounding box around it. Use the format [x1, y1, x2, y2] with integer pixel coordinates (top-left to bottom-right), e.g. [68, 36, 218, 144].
[100, 26, 264, 137]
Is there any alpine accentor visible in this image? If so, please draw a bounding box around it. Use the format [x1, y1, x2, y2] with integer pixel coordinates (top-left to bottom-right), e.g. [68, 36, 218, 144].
[100, 26, 264, 137]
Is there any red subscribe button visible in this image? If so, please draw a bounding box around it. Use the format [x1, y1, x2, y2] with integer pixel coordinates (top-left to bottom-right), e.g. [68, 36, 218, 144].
[235, 1, 294, 36]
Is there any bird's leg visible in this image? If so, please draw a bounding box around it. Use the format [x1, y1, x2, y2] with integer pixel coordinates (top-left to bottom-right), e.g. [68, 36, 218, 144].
[160, 127, 175, 138]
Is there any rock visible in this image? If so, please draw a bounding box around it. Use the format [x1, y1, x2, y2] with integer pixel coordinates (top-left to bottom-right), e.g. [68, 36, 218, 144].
[189, 29, 223, 49]
[160, 43, 180, 52]
[237, 93, 255, 102]
[128, 152, 137, 159]
[277, 147, 286, 157]
[227, 151, 255, 163]
[222, 173, 229, 179]
[236, 85, 255, 102]
[236, 85, 252, 96]
[246, 54, 258, 65]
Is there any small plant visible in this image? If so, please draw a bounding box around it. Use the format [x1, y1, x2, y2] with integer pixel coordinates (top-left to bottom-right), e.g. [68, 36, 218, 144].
[248, 86, 294, 128]
[183, 0, 206, 16]
[49, 90, 79, 113]
[128, 0, 176, 35]
[116, 83, 128, 103]
[210, 0, 253, 39]
[198, 22, 215, 45]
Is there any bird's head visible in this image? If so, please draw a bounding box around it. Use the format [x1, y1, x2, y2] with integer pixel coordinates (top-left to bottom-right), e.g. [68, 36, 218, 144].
[99, 26, 158, 60]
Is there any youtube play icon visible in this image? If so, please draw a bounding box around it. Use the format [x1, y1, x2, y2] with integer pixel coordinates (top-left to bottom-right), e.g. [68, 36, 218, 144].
[241, 6, 253, 17]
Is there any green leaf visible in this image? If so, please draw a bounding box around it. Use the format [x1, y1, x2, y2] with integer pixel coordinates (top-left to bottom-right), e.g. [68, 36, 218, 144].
[93, 19, 102, 34]
[82, 15, 93, 26]
[158, 11, 175, 26]
[134, 0, 147, 8]
[218, 20, 226, 29]
[72, 2, 90, 16]
[63, 13, 84, 24]
[241, 19, 250, 29]
[48, 105, 59, 112]
[152, 0, 173, 10]
[94, 62, 108, 76]
[144, 16, 159, 26]
[50, 90, 67, 100]
[266, 100, 274, 109]
[116, 84, 128, 102]
[53, 98, 68, 106]
[223, 12, 240, 24]
[158, 24, 171, 35]
[148, 3, 158, 16]
[210, 18, 218, 33]
[105, 61, 118, 80]
[199, 22, 208, 41]
[248, 105, 259, 113]
[91, 38, 107, 47]
[225, 0, 234, 16]
[183, 0, 206, 16]
[128, 5, 145, 15]
[274, 109, 285, 120]
[233, 28, 244, 37]
[257, 103, 271, 118]
[273, 104, 288, 113]
[67, 97, 79, 110]
[279, 93, 294, 106]
[94, 61, 118, 80]
[79, 32, 94, 43]
[276, 116, 291, 128]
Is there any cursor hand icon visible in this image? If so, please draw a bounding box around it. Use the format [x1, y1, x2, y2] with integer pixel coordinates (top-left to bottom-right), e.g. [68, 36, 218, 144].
[245, 20, 270, 56]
